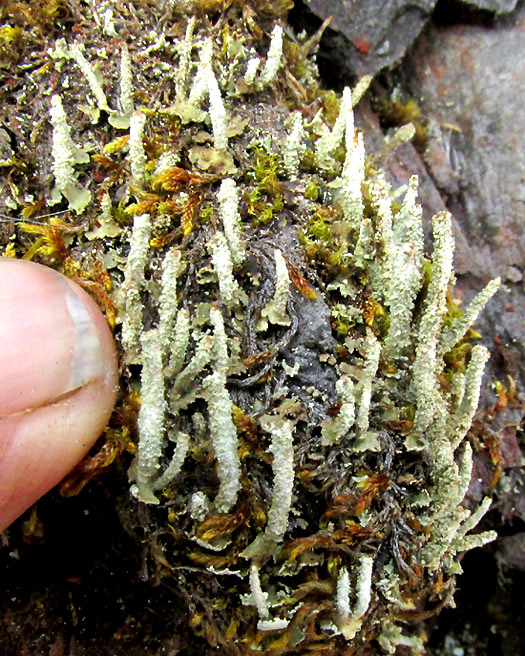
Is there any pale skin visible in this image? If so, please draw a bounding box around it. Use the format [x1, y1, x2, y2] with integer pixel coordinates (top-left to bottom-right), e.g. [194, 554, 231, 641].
[0, 258, 119, 533]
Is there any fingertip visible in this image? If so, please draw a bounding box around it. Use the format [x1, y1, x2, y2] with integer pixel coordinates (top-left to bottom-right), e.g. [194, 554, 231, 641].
[0, 258, 119, 533]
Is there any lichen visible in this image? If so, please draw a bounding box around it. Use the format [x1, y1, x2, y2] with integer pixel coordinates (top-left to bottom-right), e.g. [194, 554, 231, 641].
[1, 6, 502, 655]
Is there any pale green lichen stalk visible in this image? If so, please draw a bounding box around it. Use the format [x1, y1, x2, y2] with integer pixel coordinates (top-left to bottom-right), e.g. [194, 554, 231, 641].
[412, 211, 456, 434]
[321, 375, 355, 445]
[204, 370, 242, 513]
[130, 329, 166, 504]
[128, 110, 147, 184]
[70, 41, 110, 113]
[49, 95, 91, 213]
[217, 178, 246, 266]
[355, 329, 381, 445]
[157, 248, 182, 356]
[208, 231, 242, 308]
[120, 213, 151, 364]
[260, 417, 295, 543]
[336, 555, 374, 640]
[259, 24, 284, 86]
[260, 249, 291, 326]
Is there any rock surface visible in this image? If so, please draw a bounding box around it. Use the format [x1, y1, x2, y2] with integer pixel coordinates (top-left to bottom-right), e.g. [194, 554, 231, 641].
[303, 0, 519, 81]
[462, 0, 519, 11]
[305, 0, 437, 78]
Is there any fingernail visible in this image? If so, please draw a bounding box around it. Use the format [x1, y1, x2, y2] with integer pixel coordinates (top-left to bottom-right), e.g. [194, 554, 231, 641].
[62, 279, 107, 389]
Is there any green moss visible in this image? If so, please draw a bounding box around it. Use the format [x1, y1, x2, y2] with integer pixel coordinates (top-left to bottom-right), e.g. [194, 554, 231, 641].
[250, 146, 284, 197]
[443, 289, 466, 329]
[375, 97, 429, 151]
[244, 146, 286, 226]
[282, 39, 309, 86]
[308, 216, 332, 242]
[1, 0, 68, 33]
[0, 25, 22, 56]
[299, 204, 354, 279]
[320, 89, 341, 127]
[331, 303, 356, 337]
[303, 179, 319, 202]
[444, 341, 472, 374]
[199, 204, 214, 224]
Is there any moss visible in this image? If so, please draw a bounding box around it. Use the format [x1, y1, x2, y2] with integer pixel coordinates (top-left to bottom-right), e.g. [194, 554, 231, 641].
[320, 89, 342, 127]
[303, 179, 319, 201]
[375, 96, 429, 151]
[244, 146, 286, 226]
[1, 0, 67, 31]
[331, 304, 356, 337]
[249, 146, 284, 197]
[0, 25, 22, 58]
[299, 205, 352, 278]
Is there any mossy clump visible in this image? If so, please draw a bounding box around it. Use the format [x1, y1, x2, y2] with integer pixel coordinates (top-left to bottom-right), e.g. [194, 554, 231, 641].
[0, 5, 501, 656]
